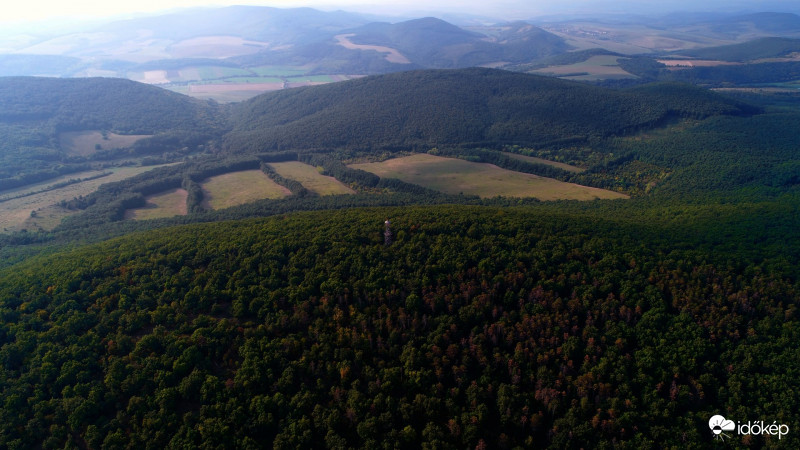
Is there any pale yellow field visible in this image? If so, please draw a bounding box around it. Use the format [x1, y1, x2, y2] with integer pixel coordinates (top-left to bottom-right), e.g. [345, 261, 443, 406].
[350, 154, 627, 200]
[124, 188, 188, 220]
[22, 205, 75, 232]
[268, 161, 356, 195]
[335, 34, 411, 64]
[200, 170, 291, 210]
[0, 165, 172, 232]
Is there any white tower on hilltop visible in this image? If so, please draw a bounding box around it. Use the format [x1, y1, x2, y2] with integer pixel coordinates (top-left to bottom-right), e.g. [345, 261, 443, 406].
[384, 219, 393, 246]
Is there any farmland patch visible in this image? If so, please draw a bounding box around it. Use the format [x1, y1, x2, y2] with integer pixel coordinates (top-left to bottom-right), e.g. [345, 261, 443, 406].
[124, 188, 188, 220]
[200, 170, 291, 210]
[0, 165, 171, 232]
[503, 152, 585, 173]
[532, 55, 637, 80]
[268, 161, 355, 195]
[59, 131, 151, 156]
[335, 34, 411, 64]
[350, 153, 627, 200]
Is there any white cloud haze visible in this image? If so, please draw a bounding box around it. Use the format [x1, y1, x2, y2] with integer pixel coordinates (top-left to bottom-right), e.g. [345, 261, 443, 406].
[2, 0, 799, 25]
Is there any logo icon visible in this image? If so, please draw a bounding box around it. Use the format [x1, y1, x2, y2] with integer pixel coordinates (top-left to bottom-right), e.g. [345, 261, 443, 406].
[709, 415, 736, 441]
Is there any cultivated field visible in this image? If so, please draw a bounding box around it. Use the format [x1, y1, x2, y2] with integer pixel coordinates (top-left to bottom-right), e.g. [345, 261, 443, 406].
[268, 161, 355, 195]
[503, 152, 585, 173]
[0, 165, 172, 232]
[164, 64, 356, 102]
[532, 55, 637, 81]
[540, 22, 730, 54]
[124, 188, 188, 220]
[658, 59, 741, 68]
[350, 154, 627, 200]
[169, 36, 269, 59]
[335, 34, 411, 64]
[22, 205, 76, 232]
[200, 170, 291, 210]
[59, 131, 151, 156]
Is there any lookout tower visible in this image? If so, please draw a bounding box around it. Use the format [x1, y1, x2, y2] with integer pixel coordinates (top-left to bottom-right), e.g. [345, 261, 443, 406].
[384, 219, 393, 246]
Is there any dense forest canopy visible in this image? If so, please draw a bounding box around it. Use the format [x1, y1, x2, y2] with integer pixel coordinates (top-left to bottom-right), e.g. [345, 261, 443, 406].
[0, 77, 225, 134]
[224, 68, 755, 152]
[1, 205, 798, 448]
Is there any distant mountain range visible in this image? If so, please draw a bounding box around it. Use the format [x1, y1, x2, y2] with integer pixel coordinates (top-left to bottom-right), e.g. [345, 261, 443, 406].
[3, 5, 800, 93]
[0, 6, 567, 79]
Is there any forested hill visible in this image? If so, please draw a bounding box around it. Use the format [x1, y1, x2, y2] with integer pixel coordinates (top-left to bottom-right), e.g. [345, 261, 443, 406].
[1, 205, 798, 448]
[0, 77, 225, 134]
[674, 37, 800, 62]
[223, 68, 756, 152]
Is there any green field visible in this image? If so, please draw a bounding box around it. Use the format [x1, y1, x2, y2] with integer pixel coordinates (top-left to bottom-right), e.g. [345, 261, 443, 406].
[350, 153, 628, 200]
[124, 188, 188, 220]
[503, 152, 586, 173]
[533, 55, 638, 81]
[200, 170, 291, 210]
[268, 161, 355, 195]
[192, 66, 253, 79]
[197, 77, 284, 84]
[250, 65, 309, 77]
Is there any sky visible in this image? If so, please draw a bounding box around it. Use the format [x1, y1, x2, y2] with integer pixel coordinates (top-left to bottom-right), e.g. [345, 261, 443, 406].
[2, 0, 799, 25]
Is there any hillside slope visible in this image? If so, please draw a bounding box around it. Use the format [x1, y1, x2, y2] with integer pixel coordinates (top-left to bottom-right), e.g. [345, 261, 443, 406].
[675, 37, 800, 61]
[224, 68, 756, 151]
[341, 18, 568, 68]
[0, 76, 224, 134]
[0, 77, 226, 191]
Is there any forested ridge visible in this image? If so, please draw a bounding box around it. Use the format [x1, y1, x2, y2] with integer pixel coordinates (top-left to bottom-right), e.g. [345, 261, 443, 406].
[1, 205, 799, 448]
[224, 68, 755, 152]
[0, 77, 228, 192]
[0, 77, 225, 134]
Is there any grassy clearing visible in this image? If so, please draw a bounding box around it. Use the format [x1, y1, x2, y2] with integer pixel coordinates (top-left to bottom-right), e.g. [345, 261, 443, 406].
[22, 205, 74, 232]
[268, 161, 355, 195]
[0, 165, 173, 232]
[503, 152, 585, 173]
[200, 77, 284, 84]
[250, 66, 309, 77]
[124, 188, 188, 220]
[59, 131, 151, 156]
[200, 170, 291, 210]
[351, 154, 628, 200]
[533, 55, 638, 80]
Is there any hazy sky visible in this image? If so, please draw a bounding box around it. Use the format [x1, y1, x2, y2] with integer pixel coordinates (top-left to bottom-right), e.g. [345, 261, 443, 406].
[3, 0, 799, 25]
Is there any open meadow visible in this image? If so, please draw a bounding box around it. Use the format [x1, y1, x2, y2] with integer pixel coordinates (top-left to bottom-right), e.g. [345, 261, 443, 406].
[0, 165, 174, 232]
[200, 170, 292, 210]
[59, 131, 151, 156]
[268, 161, 355, 195]
[350, 153, 628, 200]
[531, 55, 638, 81]
[503, 152, 586, 173]
[124, 188, 188, 220]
